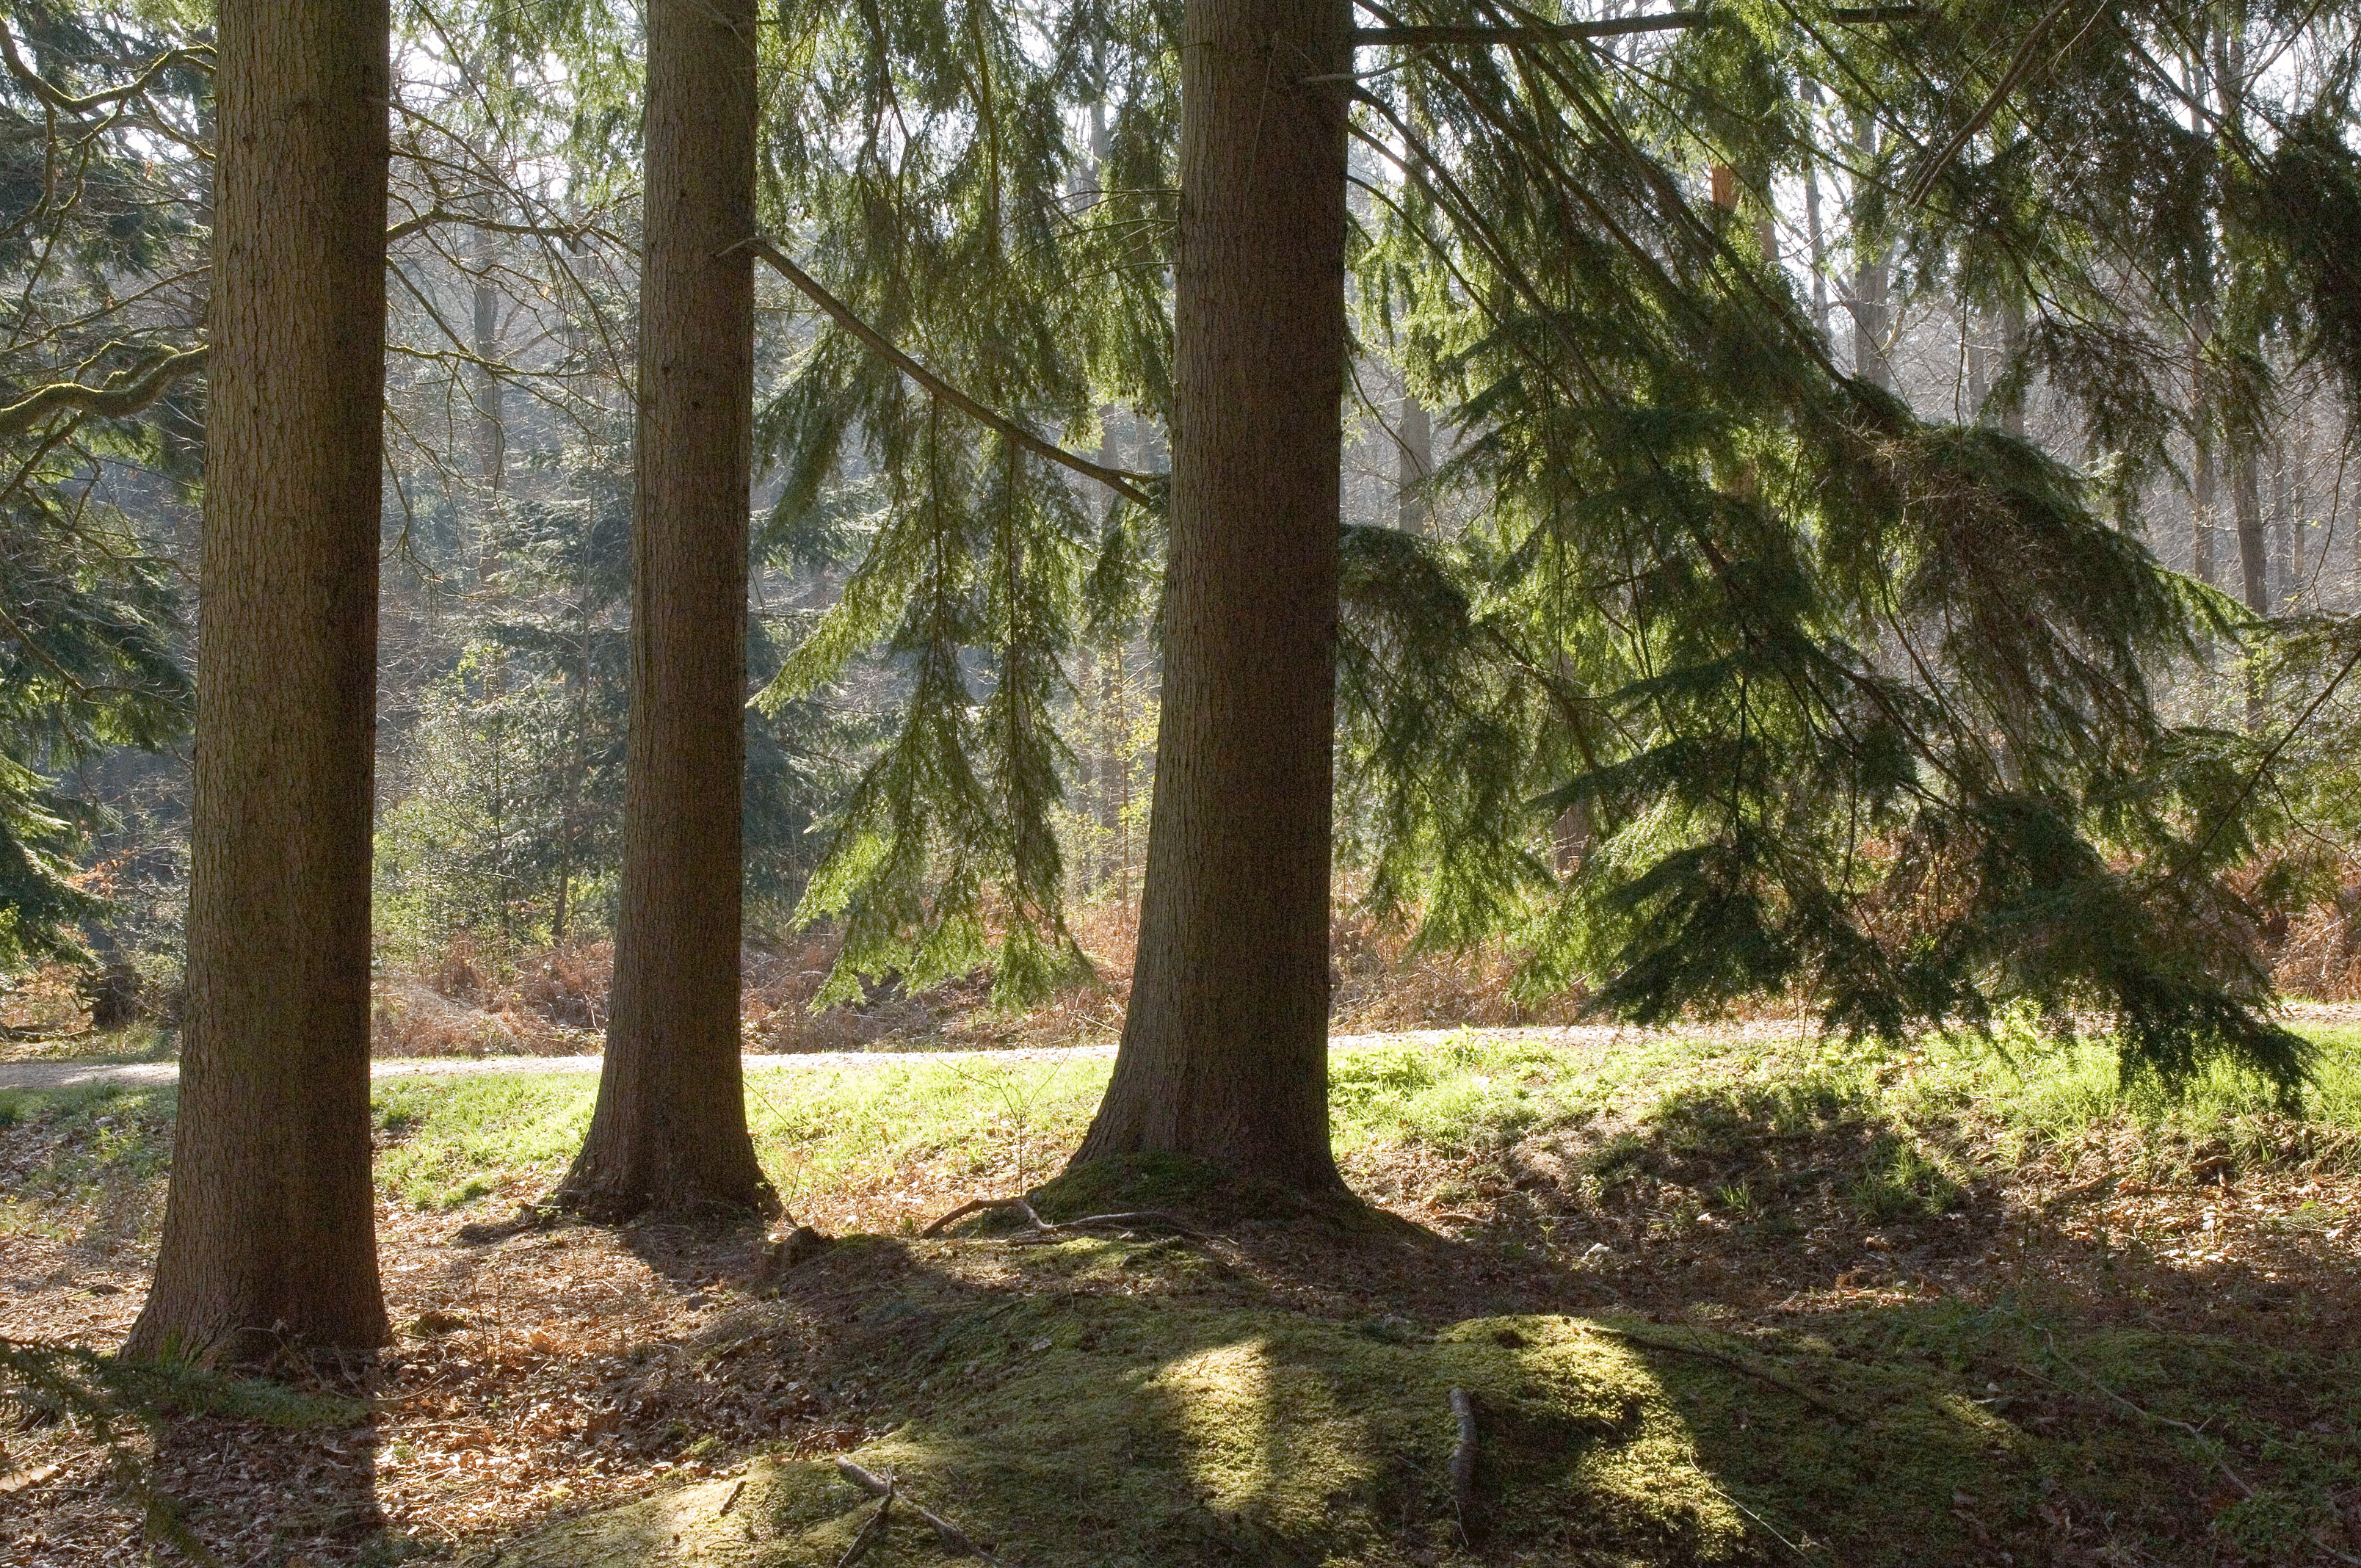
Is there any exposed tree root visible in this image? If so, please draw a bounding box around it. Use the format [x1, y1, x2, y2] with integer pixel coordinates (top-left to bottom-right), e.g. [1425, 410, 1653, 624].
[920, 1195, 1207, 1244]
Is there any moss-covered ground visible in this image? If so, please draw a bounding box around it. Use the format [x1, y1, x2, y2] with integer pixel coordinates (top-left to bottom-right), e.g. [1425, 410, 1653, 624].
[498, 1221, 2361, 1567]
[5, 1020, 2361, 1564]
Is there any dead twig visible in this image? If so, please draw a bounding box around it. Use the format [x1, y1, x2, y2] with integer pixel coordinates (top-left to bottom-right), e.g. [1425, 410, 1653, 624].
[834, 1474, 893, 1568]
[922, 1197, 1207, 1244]
[836, 1459, 1012, 1565]
[1447, 1387, 1479, 1544]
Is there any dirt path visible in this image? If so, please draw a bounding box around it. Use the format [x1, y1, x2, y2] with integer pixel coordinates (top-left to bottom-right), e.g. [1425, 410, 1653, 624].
[10, 1003, 2353, 1094]
[0, 1027, 1625, 1093]
[0, 1043, 1121, 1092]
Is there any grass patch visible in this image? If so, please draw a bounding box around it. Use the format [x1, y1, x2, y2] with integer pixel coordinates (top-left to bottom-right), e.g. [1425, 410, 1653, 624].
[3, 1026, 2357, 1238]
[0, 1080, 176, 1249]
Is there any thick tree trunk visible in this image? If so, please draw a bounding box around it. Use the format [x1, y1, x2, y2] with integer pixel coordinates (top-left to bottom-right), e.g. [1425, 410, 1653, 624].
[125, 0, 391, 1362]
[1068, 0, 1349, 1192]
[555, 0, 774, 1220]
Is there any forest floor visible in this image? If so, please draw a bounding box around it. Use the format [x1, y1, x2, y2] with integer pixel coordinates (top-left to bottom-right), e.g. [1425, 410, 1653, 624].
[3, 1017, 2361, 1566]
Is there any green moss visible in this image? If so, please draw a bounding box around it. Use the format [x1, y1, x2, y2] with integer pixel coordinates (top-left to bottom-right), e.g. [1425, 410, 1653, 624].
[498, 1239, 2353, 1567]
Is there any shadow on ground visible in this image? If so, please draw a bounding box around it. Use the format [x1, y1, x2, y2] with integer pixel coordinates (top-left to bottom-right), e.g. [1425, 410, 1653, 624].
[489, 1155, 2361, 1568]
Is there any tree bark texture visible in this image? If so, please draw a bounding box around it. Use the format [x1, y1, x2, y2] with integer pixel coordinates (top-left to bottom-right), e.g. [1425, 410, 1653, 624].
[1849, 119, 1890, 391]
[556, 0, 774, 1219]
[1070, 0, 1349, 1191]
[126, 0, 391, 1362]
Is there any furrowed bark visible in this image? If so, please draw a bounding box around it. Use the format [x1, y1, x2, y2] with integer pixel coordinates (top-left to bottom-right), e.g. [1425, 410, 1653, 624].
[556, 0, 774, 1221]
[1069, 0, 1350, 1193]
[126, 0, 391, 1362]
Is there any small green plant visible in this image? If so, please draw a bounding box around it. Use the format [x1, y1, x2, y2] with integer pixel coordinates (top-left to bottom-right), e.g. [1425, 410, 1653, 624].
[1713, 1179, 1760, 1218]
[1848, 1136, 1965, 1222]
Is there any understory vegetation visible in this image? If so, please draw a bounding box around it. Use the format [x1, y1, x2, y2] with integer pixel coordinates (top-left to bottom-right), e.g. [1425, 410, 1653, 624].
[6, 1023, 2360, 1563]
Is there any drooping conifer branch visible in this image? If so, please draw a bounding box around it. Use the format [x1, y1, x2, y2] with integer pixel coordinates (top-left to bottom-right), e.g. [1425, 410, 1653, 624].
[749, 236, 1158, 507]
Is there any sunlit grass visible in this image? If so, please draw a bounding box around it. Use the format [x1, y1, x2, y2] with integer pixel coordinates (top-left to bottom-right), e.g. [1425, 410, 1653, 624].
[2, 1023, 2356, 1234]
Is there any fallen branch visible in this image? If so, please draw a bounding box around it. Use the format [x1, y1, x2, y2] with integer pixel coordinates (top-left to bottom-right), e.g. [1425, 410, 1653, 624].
[1584, 1324, 1861, 1423]
[1447, 1387, 1479, 1543]
[921, 1196, 1057, 1239]
[746, 236, 1157, 508]
[837, 1459, 1012, 1565]
[2007, 1345, 2255, 1500]
[921, 1196, 1207, 1244]
[834, 1475, 893, 1568]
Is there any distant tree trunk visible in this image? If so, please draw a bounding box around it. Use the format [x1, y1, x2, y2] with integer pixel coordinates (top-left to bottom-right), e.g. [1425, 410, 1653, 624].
[2271, 443, 2297, 602]
[2233, 443, 2268, 614]
[1997, 301, 2027, 437]
[1965, 301, 1988, 425]
[556, 0, 774, 1220]
[2192, 424, 2219, 587]
[1849, 117, 1890, 391]
[1070, 0, 1349, 1193]
[1397, 394, 1432, 534]
[472, 230, 506, 517]
[1802, 85, 1830, 343]
[125, 0, 391, 1362]
[2232, 440, 2267, 729]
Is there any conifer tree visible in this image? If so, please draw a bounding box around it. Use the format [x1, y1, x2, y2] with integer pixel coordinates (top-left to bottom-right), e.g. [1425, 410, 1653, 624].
[555, 0, 775, 1219]
[128, 0, 392, 1360]
[758, 0, 2356, 1166]
[1067, 0, 1352, 1187]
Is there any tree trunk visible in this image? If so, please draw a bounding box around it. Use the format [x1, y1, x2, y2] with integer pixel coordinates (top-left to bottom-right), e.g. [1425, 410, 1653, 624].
[1069, 0, 1349, 1192]
[555, 0, 774, 1220]
[2233, 442, 2268, 614]
[1398, 394, 1432, 534]
[473, 233, 506, 515]
[1849, 117, 1890, 391]
[126, 0, 391, 1362]
[2192, 426, 2218, 587]
[1998, 301, 2027, 437]
[2271, 443, 2297, 602]
[2232, 439, 2267, 729]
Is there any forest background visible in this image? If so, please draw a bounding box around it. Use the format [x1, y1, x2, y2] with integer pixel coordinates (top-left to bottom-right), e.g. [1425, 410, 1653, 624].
[5, 0, 2361, 1561]
[2, 0, 2358, 1066]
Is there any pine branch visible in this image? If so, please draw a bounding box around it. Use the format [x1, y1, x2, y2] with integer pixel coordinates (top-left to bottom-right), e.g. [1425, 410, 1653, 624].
[747, 236, 1157, 507]
[1904, 0, 2083, 206]
[1351, 15, 1707, 46]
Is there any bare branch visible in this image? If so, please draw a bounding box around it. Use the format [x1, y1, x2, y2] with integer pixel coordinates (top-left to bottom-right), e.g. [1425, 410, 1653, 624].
[0, 346, 206, 439]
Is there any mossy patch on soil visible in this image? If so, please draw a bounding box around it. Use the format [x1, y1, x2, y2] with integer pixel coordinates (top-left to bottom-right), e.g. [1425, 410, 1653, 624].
[491, 1231, 2354, 1567]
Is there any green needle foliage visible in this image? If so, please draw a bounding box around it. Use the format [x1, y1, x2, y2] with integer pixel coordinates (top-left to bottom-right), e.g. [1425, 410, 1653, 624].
[0, 1, 199, 966]
[742, 0, 2361, 1088]
[753, 0, 1176, 1003]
